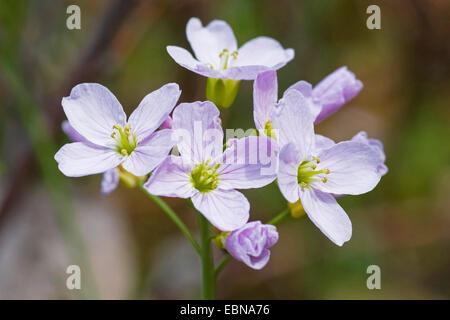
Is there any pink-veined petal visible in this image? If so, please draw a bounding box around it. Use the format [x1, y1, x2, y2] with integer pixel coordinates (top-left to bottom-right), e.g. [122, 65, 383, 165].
[314, 134, 336, 153]
[313, 141, 382, 195]
[351, 131, 387, 176]
[253, 70, 278, 131]
[62, 83, 126, 147]
[144, 155, 195, 198]
[128, 83, 181, 142]
[62, 120, 88, 143]
[55, 142, 122, 177]
[273, 89, 316, 152]
[219, 136, 277, 190]
[121, 130, 175, 176]
[277, 143, 302, 203]
[236, 37, 294, 69]
[186, 17, 237, 67]
[300, 188, 352, 246]
[191, 188, 249, 231]
[172, 101, 223, 163]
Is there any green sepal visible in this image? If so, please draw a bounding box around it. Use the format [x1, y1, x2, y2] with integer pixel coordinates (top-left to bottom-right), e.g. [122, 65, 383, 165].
[206, 77, 240, 109]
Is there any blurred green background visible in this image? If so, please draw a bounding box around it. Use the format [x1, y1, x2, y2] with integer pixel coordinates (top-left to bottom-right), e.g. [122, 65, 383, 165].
[0, 0, 449, 299]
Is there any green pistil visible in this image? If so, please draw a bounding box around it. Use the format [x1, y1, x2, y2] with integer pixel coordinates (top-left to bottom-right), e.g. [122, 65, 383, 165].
[297, 158, 330, 188]
[111, 124, 137, 156]
[190, 161, 220, 193]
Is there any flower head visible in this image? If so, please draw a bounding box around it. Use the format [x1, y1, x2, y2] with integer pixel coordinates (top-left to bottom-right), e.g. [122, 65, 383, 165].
[253, 67, 363, 144]
[144, 101, 277, 231]
[55, 83, 181, 179]
[274, 89, 385, 246]
[225, 221, 279, 270]
[167, 17, 294, 80]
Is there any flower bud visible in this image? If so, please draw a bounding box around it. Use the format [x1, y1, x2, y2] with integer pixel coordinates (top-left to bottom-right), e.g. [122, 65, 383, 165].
[225, 221, 278, 270]
[312, 66, 363, 123]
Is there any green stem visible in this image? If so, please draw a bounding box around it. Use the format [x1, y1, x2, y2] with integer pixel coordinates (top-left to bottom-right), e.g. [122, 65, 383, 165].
[198, 212, 215, 299]
[214, 207, 290, 277]
[138, 184, 201, 255]
[268, 208, 290, 225]
[214, 254, 231, 277]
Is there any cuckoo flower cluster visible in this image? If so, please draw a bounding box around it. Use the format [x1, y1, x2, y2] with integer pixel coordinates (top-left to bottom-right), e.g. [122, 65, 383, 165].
[55, 17, 387, 271]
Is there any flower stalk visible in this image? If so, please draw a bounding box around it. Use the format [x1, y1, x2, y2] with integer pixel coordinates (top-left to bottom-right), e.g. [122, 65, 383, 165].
[138, 183, 201, 255]
[198, 212, 216, 299]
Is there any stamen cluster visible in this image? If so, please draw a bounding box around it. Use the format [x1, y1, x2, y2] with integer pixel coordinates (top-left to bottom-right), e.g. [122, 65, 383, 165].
[297, 157, 330, 188]
[111, 124, 137, 156]
[190, 160, 221, 193]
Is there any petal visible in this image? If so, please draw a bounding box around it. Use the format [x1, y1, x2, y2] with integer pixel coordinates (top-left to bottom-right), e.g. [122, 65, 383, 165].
[101, 168, 120, 195]
[286, 80, 312, 97]
[300, 188, 352, 246]
[351, 132, 387, 176]
[314, 134, 336, 153]
[128, 83, 181, 142]
[166, 45, 201, 70]
[313, 141, 382, 195]
[273, 89, 316, 152]
[285, 81, 322, 119]
[313, 66, 363, 123]
[172, 101, 223, 163]
[236, 37, 294, 69]
[166, 46, 224, 78]
[55, 142, 122, 177]
[253, 70, 278, 131]
[62, 83, 126, 147]
[219, 65, 276, 80]
[121, 129, 175, 176]
[191, 189, 249, 231]
[144, 155, 195, 198]
[186, 17, 237, 66]
[277, 143, 302, 203]
[219, 136, 277, 189]
[62, 120, 88, 143]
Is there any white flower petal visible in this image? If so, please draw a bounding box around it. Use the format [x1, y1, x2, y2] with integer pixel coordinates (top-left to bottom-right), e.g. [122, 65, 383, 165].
[253, 70, 278, 131]
[219, 136, 277, 190]
[191, 188, 249, 231]
[62, 83, 126, 147]
[236, 36, 294, 69]
[121, 130, 175, 176]
[277, 143, 302, 203]
[172, 101, 223, 163]
[144, 155, 195, 198]
[300, 188, 352, 246]
[186, 17, 237, 67]
[128, 83, 181, 142]
[313, 141, 382, 195]
[273, 89, 316, 152]
[55, 142, 122, 177]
